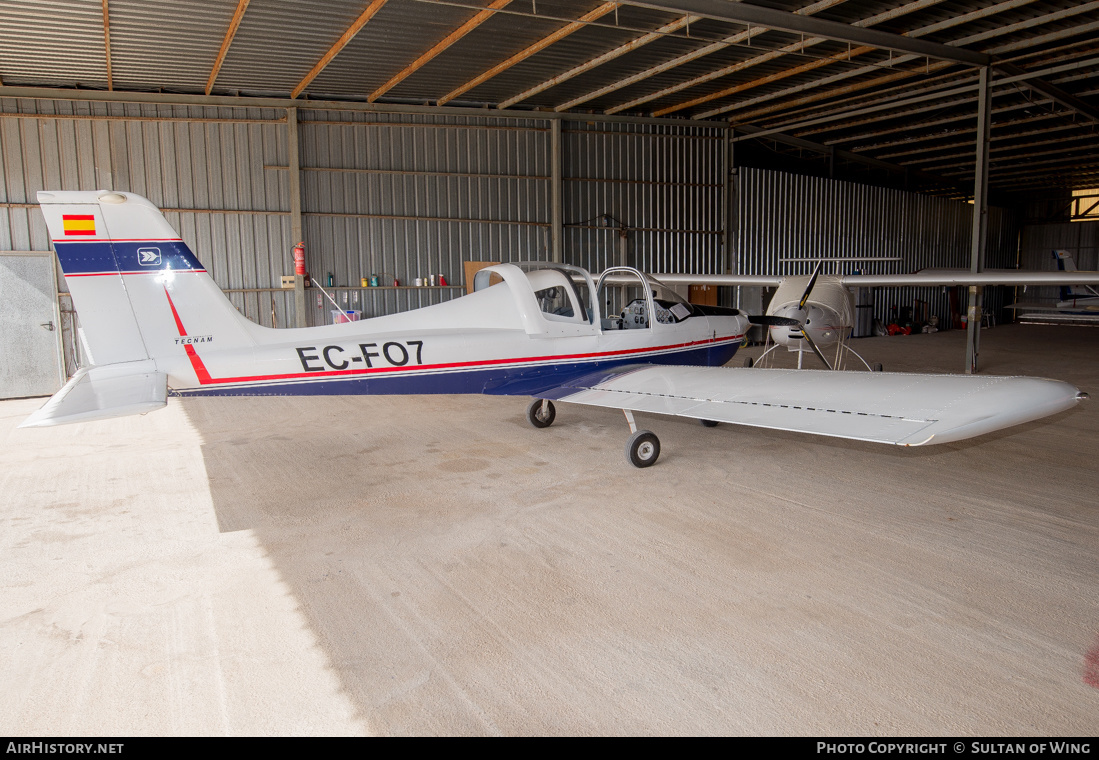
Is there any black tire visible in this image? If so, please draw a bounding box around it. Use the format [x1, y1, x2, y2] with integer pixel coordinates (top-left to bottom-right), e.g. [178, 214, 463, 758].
[625, 430, 660, 468]
[744, 357, 755, 368]
[872, 363, 884, 372]
[700, 419, 719, 428]
[526, 398, 556, 428]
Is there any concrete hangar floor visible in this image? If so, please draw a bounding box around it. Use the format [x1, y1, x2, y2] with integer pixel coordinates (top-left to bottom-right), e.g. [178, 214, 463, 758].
[1, 323, 1097, 735]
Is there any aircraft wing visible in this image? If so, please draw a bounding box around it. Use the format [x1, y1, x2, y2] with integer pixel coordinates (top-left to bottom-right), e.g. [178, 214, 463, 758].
[839, 271, 1099, 287]
[648, 271, 1099, 287]
[19, 363, 168, 428]
[541, 365, 1084, 446]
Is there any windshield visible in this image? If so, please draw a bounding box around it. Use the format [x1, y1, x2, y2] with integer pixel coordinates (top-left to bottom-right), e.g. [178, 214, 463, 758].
[596, 267, 695, 329]
[512, 262, 596, 325]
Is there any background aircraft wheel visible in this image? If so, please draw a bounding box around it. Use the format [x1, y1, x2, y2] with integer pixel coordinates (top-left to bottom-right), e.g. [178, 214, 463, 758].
[625, 430, 660, 468]
[872, 363, 884, 372]
[744, 357, 754, 368]
[526, 399, 556, 428]
[700, 419, 719, 427]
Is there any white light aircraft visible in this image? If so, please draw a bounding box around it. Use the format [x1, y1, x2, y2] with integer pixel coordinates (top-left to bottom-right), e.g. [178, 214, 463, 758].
[24, 191, 1088, 467]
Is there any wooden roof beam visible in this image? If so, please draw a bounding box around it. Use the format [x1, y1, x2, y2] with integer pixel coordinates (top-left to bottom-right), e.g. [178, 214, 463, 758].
[370, 0, 512, 104]
[560, 0, 847, 113]
[292, 0, 388, 99]
[102, 0, 113, 91]
[623, 0, 990, 65]
[206, 0, 251, 96]
[618, 0, 947, 116]
[495, 10, 693, 109]
[700, 0, 1098, 121]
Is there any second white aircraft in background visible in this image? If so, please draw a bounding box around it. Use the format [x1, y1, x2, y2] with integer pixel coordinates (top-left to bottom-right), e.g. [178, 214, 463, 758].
[654, 255, 1099, 371]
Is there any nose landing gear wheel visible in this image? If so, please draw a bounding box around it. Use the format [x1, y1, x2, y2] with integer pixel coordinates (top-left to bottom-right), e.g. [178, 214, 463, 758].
[625, 430, 660, 468]
[526, 399, 556, 428]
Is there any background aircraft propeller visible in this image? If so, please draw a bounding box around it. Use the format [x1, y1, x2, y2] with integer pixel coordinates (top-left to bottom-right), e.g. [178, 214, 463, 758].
[799, 261, 823, 310]
[747, 315, 801, 328]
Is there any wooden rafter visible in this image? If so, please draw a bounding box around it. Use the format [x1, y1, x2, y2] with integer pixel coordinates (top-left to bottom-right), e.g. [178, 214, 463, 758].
[498, 12, 696, 109]
[698, 0, 1089, 121]
[102, 0, 113, 91]
[370, 0, 512, 104]
[206, 0, 252, 96]
[652, 43, 873, 117]
[558, 0, 848, 113]
[292, 0, 388, 99]
[640, 0, 950, 117]
[437, 1, 618, 107]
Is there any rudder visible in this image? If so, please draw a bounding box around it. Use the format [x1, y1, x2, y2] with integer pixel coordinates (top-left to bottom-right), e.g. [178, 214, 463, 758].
[38, 190, 256, 368]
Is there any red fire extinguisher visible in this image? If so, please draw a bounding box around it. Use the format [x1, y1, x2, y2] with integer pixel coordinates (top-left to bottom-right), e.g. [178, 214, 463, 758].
[292, 242, 306, 275]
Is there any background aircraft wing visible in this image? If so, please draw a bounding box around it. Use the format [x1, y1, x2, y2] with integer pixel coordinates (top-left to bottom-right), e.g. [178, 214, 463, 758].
[647, 271, 1099, 287]
[839, 271, 1099, 287]
[541, 365, 1083, 446]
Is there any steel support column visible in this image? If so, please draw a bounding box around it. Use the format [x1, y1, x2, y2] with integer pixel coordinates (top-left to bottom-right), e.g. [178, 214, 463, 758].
[965, 66, 991, 374]
[551, 118, 563, 263]
[288, 106, 306, 328]
[722, 126, 731, 277]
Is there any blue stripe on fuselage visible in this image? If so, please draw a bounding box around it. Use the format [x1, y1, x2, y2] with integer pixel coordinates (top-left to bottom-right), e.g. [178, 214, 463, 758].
[54, 240, 204, 275]
[169, 341, 742, 399]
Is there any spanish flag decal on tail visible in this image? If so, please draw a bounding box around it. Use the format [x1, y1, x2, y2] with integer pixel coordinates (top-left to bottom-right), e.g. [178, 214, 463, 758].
[62, 214, 96, 236]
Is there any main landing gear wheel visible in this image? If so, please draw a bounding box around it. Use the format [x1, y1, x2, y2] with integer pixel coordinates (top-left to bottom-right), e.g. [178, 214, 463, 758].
[700, 419, 719, 428]
[526, 399, 556, 428]
[743, 357, 755, 368]
[625, 430, 660, 468]
[872, 363, 884, 372]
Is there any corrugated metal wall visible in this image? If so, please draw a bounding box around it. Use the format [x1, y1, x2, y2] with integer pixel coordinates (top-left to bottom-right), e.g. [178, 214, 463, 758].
[0, 98, 728, 347]
[735, 167, 1020, 327]
[297, 110, 550, 318]
[563, 122, 725, 276]
[0, 98, 291, 359]
[1, 96, 1032, 382]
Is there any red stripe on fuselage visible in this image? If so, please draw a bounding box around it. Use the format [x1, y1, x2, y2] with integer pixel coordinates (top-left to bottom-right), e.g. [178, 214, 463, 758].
[163, 287, 188, 337]
[162, 287, 215, 384]
[184, 345, 214, 385]
[183, 334, 745, 387]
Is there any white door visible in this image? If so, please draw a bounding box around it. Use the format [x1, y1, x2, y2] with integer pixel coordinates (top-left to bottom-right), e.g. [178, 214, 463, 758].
[0, 252, 65, 399]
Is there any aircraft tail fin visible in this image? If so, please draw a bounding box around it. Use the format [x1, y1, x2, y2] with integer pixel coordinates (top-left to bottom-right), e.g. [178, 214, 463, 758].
[37, 190, 258, 371]
[1052, 249, 1096, 300]
[1054, 249, 1078, 272]
[33, 191, 262, 425]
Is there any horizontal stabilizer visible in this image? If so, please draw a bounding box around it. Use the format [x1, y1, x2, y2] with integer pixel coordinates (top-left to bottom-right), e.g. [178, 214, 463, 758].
[20, 364, 168, 428]
[543, 366, 1084, 446]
